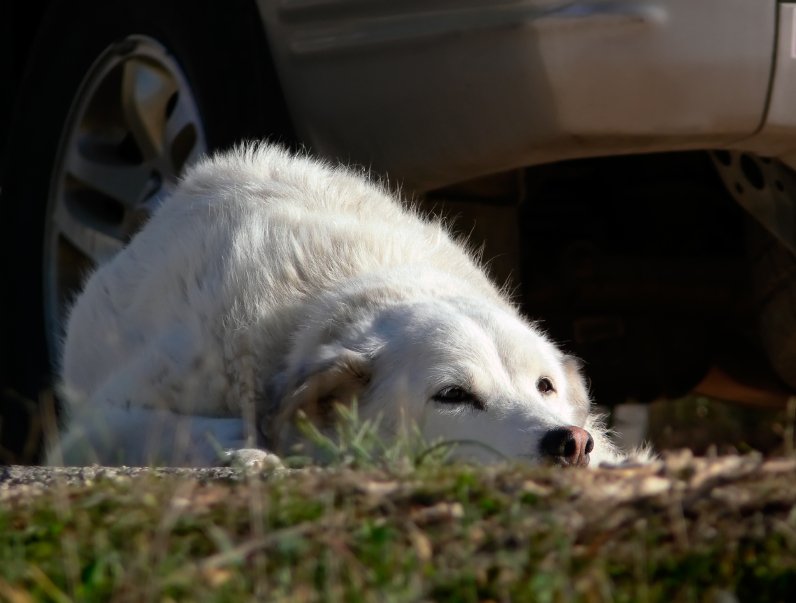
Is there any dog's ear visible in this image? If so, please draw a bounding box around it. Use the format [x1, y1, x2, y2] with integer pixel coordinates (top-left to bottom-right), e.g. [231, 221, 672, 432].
[272, 349, 372, 433]
[562, 355, 592, 422]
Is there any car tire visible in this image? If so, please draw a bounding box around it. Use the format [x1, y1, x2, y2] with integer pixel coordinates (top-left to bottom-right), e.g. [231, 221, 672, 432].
[750, 223, 796, 390]
[0, 0, 293, 462]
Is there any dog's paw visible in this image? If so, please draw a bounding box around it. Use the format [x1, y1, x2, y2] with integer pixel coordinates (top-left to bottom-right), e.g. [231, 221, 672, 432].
[222, 448, 284, 471]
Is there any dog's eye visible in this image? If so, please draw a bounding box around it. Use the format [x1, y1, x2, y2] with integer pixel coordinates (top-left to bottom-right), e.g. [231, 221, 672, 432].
[432, 387, 485, 410]
[537, 377, 556, 395]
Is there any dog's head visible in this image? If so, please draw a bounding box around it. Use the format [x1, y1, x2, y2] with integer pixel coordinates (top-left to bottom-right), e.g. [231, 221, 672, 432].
[269, 297, 614, 466]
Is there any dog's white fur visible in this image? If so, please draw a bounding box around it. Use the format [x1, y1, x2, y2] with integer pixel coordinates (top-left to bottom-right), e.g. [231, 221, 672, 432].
[48, 144, 629, 467]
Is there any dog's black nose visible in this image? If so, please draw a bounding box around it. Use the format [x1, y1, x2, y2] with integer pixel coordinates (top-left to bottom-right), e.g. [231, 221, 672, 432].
[539, 426, 594, 467]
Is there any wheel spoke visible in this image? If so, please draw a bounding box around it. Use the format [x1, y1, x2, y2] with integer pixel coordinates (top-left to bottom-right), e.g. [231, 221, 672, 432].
[65, 149, 154, 208]
[121, 58, 177, 160]
[51, 202, 125, 265]
[164, 94, 205, 175]
[138, 183, 174, 217]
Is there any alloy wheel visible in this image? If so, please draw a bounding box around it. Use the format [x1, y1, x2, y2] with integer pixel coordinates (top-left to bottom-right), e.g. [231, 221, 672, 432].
[43, 35, 207, 361]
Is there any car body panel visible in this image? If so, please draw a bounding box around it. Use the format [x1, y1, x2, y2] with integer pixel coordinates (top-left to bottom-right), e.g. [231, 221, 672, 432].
[743, 3, 796, 165]
[257, 0, 776, 190]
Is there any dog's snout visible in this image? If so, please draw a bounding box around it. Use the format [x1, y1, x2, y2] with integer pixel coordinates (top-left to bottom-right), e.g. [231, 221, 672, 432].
[539, 426, 594, 467]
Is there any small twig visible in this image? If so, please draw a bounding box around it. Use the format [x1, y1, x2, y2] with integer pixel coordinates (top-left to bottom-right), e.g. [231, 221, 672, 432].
[199, 522, 317, 571]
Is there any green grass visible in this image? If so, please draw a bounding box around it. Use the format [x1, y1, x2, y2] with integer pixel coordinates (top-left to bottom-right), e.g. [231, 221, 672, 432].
[2, 452, 796, 602]
[2, 405, 796, 602]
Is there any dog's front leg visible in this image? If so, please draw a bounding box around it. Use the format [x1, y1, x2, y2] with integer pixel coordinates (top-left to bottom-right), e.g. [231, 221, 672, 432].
[48, 404, 250, 467]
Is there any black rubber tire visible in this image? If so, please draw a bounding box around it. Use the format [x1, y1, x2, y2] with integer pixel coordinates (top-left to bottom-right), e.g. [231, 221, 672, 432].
[749, 222, 796, 390]
[0, 0, 294, 462]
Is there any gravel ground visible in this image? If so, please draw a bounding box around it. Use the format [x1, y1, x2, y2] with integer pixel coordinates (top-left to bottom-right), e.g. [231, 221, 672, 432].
[4, 450, 796, 499]
[0, 465, 246, 499]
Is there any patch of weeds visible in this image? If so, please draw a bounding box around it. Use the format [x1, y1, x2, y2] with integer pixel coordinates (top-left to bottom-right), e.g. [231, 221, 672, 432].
[292, 403, 440, 472]
[291, 402, 506, 474]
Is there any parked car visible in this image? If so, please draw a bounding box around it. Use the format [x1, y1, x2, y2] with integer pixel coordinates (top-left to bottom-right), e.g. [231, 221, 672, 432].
[3, 0, 796, 461]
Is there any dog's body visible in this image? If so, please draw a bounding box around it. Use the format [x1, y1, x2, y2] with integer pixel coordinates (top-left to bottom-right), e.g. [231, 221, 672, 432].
[49, 145, 628, 467]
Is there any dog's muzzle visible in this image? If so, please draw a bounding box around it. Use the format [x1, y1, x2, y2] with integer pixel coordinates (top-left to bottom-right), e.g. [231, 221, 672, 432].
[539, 426, 594, 467]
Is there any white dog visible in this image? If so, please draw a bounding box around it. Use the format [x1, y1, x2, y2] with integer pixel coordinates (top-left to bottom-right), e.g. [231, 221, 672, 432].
[48, 144, 630, 467]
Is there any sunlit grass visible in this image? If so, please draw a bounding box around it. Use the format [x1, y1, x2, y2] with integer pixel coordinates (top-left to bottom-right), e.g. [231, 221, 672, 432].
[1, 406, 796, 602]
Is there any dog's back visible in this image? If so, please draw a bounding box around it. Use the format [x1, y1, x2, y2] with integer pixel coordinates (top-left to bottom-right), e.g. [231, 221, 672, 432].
[62, 145, 500, 398]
